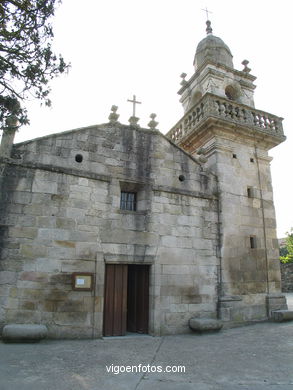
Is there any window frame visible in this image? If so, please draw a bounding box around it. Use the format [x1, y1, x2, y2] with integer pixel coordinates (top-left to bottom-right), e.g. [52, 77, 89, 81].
[120, 191, 137, 211]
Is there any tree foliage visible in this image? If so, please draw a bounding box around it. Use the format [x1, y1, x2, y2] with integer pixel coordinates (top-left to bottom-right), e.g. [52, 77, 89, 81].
[280, 228, 293, 264]
[0, 0, 69, 129]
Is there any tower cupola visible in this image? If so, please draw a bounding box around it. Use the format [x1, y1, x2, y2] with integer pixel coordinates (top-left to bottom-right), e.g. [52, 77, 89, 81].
[193, 21, 234, 71]
[177, 20, 257, 112]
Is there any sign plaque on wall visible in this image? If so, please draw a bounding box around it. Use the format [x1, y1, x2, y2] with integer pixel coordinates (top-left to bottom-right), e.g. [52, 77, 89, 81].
[72, 273, 94, 291]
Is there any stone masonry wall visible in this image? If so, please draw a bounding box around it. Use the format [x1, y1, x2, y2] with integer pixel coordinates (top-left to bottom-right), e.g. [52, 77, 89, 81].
[191, 131, 283, 323]
[0, 123, 219, 337]
[281, 263, 293, 292]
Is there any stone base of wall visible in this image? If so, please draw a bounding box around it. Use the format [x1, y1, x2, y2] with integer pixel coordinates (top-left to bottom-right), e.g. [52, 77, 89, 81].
[219, 295, 267, 324]
[219, 293, 287, 325]
[266, 294, 288, 316]
[281, 263, 293, 292]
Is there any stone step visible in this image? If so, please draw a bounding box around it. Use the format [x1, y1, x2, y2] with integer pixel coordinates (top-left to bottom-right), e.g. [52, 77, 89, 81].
[2, 324, 48, 343]
[189, 318, 223, 333]
[272, 310, 293, 322]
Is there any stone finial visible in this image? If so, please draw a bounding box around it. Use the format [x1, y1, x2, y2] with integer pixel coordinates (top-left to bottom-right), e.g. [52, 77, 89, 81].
[108, 105, 120, 123]
[128, 116, 140, 127]
[0, 114, 20, 158]
[5, 114, 19, 129]
[206, 20, 213, 35]
[180, 73, 188, 86]
[242, 60, 251, 73]
[148, 113, 159, 130]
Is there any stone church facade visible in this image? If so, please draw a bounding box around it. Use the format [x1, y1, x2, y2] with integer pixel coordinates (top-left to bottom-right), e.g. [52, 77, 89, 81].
[0, 22, 287, 338]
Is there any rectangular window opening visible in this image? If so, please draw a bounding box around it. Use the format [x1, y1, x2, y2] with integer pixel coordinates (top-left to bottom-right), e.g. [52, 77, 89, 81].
[250, 158, 255, 163]
[247, 187, 253, 198]
[232, 153, 237, 159]
[250, 236, 257, 249]
[120, 191, 137, 211]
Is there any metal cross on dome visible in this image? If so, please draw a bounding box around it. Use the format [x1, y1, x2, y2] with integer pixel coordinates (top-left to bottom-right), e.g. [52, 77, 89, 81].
[201, 6, 212, 20]
[127, 95, 142, 117]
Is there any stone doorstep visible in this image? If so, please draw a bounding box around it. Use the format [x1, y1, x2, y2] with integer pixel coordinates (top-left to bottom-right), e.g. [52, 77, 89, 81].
[1, 324, 48, 343]
[189, 318, 223, 333]
[272, 310, 293, 322]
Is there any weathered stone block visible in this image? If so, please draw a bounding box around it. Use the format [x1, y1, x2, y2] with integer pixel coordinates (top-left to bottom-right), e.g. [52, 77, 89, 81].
[2, 324, 48, 343]
[32, 179, 58, 194]
[75, 242, 98, 260]
[56, 218, 76, 229]
[61, 260, 94, 273]
[0, 271, 17, 285]
[266, 294, 288, 313]
[37, 228, 70, 241]
[6, 309, 41, 323]
[18, 300, 37, 310]
[169, 303, 189, 313]
[272, 310, 293, 322]
[9, 227, 37, 239]
[19, 272, 48, 283]
[189, 318, 223, 332]
[20, 244, 48, 258]
[53, 311, 90, 326]
[48, 246, 76, 260]
[36, 258, 61, 272]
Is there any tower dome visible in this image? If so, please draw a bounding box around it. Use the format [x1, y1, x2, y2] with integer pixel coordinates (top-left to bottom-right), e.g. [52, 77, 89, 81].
[193, 21, 234, 71]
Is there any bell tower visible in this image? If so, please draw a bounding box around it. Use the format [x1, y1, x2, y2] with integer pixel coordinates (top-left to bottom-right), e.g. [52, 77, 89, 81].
[167, 21, 287, 324]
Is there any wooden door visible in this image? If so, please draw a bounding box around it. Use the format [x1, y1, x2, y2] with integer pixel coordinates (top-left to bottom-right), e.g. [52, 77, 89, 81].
[103, 264, 128, 336]
[127, 265, 149, 334]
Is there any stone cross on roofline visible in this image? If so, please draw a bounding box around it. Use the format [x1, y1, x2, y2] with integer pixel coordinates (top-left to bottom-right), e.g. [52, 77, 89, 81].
[127, 94, 142, 127]
[127, 95, 142, 117]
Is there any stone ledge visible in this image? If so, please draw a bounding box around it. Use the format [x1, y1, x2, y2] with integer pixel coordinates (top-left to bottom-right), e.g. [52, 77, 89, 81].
[189, 318, 223, 333]
[272, 310, 293, 322]
[2, 324, 48, 343]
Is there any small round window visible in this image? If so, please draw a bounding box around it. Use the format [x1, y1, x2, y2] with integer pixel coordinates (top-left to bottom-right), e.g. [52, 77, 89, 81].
[75, 154, 83, 163]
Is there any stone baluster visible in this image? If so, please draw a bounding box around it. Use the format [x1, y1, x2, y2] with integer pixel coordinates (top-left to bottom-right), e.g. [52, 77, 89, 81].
[200, 103, 204, 119]
[258, 114, 265, 128]
[251, 112, 258, 126]
[228, 104, 234, 119]
[219, 101, 226, 117]
[270, 119, 276, 131]
[246, 110, 254, 125]
[186, 116, 191, 131]
[214, 100, 221, 115]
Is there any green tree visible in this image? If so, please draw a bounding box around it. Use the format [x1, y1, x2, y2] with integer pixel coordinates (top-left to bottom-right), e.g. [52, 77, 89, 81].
[280, 228, 293, 264]
[0, 0, 69, 128]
